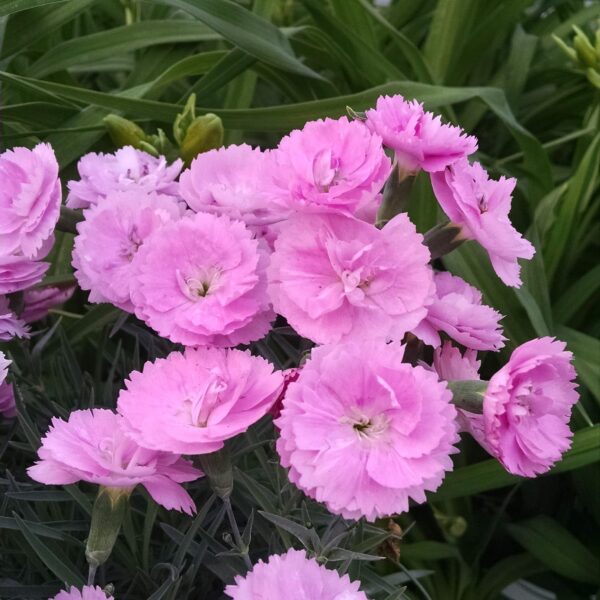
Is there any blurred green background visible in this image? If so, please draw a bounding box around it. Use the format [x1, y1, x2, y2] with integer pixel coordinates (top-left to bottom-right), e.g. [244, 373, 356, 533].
[0, 1, 599, 599]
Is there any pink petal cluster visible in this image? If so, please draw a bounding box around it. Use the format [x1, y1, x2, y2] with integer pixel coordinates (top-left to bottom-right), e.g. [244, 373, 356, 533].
[276, 341, 459, 520]
[0, 352, 16, 418]
[179, 144, 288, 244]
[67, 146, 182, 209]
[268, 213, 434, 344]
[270, 117, 391, 217]
[0, 295, 29, 340]
[225, 548, 368, 600]
[431, 159, 535, 287]
[131, 212, 273, 347]
[365, 95, 477, 173]
[471, 338, 579, 477]
[27, 408, 202, 514]
[432, 341, 481, 382]
[72, 190, 182, 311]
[0, 254, 48, 295]
[117, 347, 283, 455]
[50, 586, 113, 600]
[413, 271, 504, 351]
[0, 143, 61, 258]
[21, 284, 76, 323]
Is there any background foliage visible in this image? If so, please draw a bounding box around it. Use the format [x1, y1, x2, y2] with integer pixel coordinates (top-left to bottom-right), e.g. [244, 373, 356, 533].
[0, 0, 599, 599]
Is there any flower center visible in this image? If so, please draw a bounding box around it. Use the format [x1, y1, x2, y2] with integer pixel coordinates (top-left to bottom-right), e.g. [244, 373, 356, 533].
[341, 407, 389, 442]
[312, 149, 342, 192]
[477, 194, 488, 213]
[120, 226, 143, 262]
[186, 369, 228, 427]
[177, 268, 222, 301]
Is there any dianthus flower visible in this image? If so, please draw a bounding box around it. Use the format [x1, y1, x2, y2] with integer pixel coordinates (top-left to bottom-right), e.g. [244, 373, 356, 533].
[432, 341, 481, 382]
[269, 117, 391, 216]
[67, 146, 182, 209]
[131, 212, 273, 347]
[28, 409, 202, 514]
[225, 548, 368, 600]
[365, 94, 477, 173]
[72, 190, 182, 311]
[472, 338, 578, 477]
[413, 271, 504, 351]
[179, 144, 288, 243]
[117, 347, 283, 455]
[430, 159, 535, 287]
[0, 295, 29, 340]
[0, 143, 61, 258]
[21, 285, 76, 323]
[0, 352, 16, 418]
[276, 341, 459, 520]
[268, 213, 434, 344]
[50, 586, 113, 600]
[0, 252, 49, 295]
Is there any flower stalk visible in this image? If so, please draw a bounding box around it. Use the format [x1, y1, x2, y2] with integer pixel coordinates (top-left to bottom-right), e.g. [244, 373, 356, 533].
[447, 380, 488, 414]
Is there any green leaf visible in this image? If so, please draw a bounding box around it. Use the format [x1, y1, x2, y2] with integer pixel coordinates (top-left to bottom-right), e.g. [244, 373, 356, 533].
[506, 516, 600, 584]
[557, 325, 600, 402]
[476, 553, 543, 599]
[554, 264, 600, 325]
[0, 0, 67, 16]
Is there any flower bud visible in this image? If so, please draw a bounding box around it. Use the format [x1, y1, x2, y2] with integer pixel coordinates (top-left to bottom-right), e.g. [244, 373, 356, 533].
[85, 486, 131, 569]
[103, 115, 146, 149]
[572, 26, 598, 69]
[423, 221, 465, 260]
[179, 114, 224, 165]
[197, 447, 233, 499]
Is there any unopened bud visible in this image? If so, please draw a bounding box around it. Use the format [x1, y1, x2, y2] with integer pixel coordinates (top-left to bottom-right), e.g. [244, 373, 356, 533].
[179, 113, 224, 165]
[103, 115, 146, 149]
[197, 447, 233, 499]
[423, 221, 465, 260]
[572, 26, 598, 69]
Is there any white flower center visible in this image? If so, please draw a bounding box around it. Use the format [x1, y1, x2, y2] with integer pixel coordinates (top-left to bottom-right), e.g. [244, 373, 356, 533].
[185, 369, 228, 427]
[341, 407, 389, 442]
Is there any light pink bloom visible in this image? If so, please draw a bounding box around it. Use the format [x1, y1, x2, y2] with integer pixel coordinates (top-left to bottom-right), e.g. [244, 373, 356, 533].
[432, 341, 481, 382]
[0, 253, 48, 295]
[276, 341, 459, 520]
[471, 338, 579, 477]
[365, 95, 477, 173]
[413, 271, 504, 351]
[225, 548, 368, 600]
[0, 295, 29, 341]
[270, 117, 391, 216]
[72, 190, 182, 312]
[67, 146, 182, 209]
[50, 586, 113, 600]
[431, 159, 535, 287]
[179, 144, 288, 244]
[21, 285, 76, 323]
[0, 352, 16, 418]
[131, 212, 273, 347]
[28, 409, 202, 514]
[118, 348, 283, 455]
[268, 213, 434, 344]
[0, 143, 61, 258]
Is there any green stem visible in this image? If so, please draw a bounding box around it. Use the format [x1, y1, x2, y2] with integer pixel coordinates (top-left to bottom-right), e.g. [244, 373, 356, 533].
[56, 206, 84, 235]
[423, 221, 465, 260]
[223, 496, 252, 570]
[447, 380, 488, 414]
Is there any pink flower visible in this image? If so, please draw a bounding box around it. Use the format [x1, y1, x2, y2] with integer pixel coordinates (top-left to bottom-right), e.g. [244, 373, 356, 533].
[413, 271, 504, 351]
[431, 159, 535, 287]
[72, 190, 182, 312]
[21, 285, 76, 323]
[270, 117, 391, 216]
[432, 341, 481, 382]
[225, 548, 367, 599]
[0, 143, 61, 258]
[275, 341, 459, 520]
[268, 213, 434, 344]
[365, 95, 477, 173]
[0, 352, 16, 418]
[0, 295, 29, 341]
[131, 212, 273, 347]
[0, 253, 49, 295]
[27, 409, 202, 514]
[66, 146, 182, 209]
[51, 586, 113, 600]
[472, 338, 579, 477]
[179, 144, 288, 243]
[117, 347, 283, 455]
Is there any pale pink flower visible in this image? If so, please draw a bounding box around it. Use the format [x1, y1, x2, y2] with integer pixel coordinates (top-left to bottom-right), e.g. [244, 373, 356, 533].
[268, 212, 434, 344]
[50, 586, 113, 600]
[225, 548, 368, 600]
[0, 295, 29, 341]
[0, 253, 48, 295]
[66, 146, 182, 209]
[72, 190, 182, 312]
[0, 352, 16, 418]
[21, 285, 76, 323]
[0, 143, 61, 258]
[118, 347, 283, 455]
[432, 341, 481, 382]
[472, 338, 579, 477]
[276, 341, 459, 520]
[131, 212, 273, 347]
[431, 159, 535, 287]
[28, 409, 202, 514]
[270, 117, 391, 216]
[413, 271, 504, 351]
[179, 144, 288, 244]
[365, 95, 477, 173]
